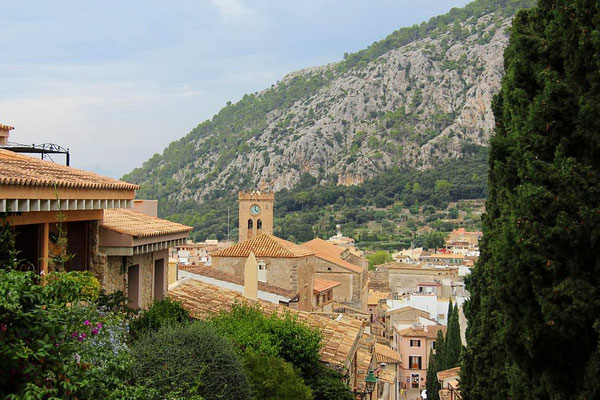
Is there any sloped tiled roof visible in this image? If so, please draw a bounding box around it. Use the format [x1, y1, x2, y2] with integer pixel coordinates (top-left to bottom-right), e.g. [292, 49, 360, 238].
[301, 238, 364, 273]
[0, 149, 139, 190]
[313, 278, 340, 294]
[180, 265, 297, 298]
[375, 343, 402, 364]
[354, 334, 375, 391]
[169, 279, 365, 369]
[102, 209, 192, 238]
[0, 124, 14, 130]
[212, 234, 315, 258]
[396, 326, 429, 337]
[437, 366, 461, 381]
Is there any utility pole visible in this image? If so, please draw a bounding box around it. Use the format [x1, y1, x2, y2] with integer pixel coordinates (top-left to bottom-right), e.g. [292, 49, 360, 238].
[227, 207, 230, 240]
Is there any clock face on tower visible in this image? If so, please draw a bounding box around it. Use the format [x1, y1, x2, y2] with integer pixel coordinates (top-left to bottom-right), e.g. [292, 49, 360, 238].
[250, 204, 260, 215]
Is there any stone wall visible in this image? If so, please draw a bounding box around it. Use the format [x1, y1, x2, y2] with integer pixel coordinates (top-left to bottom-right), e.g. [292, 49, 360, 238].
[211, 254, 315, 311]
[313, 257, 366, 309]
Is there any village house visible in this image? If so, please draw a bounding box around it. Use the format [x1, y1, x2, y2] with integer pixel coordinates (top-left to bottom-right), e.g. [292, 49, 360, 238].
[301, 237, 368, 310]
[98, 204, 192, 308]
[0, 142, 191, 309]
[376, 261, 459, 299]
[0, 148, 137, 274]
[210, 233, 319, 311]
[177, 264, 299, 306]
[373, 343, 402, 400]
[394, 324, 446, 390]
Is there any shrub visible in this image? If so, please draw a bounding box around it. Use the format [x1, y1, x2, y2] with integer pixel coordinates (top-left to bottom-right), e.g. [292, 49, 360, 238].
[129, 298, 189, 339]
[45, 271, 101, 303]
[305, 365, 355, 400]
[210, 303, 322, 376]
[243, 348, 312, 400]
[130, 321, 251, 400]
[0, 270, 100, 398]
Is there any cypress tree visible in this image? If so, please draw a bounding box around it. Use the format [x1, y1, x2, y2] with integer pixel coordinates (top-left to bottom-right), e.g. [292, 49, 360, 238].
[435, 329, 445, 374]
[426, 349, 440, 400]
[462, 1, 600, 398]
[445, 303, 461, 369]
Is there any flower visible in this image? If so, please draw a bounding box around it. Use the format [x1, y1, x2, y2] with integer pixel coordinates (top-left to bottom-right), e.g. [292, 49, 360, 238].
[84, 320, 90, 326]
[91, 328, 99, 335]
[72, 332, 78, 338]
[73, 353, 81, 364]
[97, 323, 103, 328]
[77, 336, 83, 342]
[81, 332, 87, 338]
[0, 324, 7, 332]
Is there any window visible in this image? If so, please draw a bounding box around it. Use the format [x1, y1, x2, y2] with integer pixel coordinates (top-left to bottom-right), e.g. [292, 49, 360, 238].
[248, 219, 253, 229]
[257, 219, 262, 230]
[257, 261, 267, 282]
[409, 356, 422, 369]
[439, 314, 445, 321]
[410, 339, 421, 347]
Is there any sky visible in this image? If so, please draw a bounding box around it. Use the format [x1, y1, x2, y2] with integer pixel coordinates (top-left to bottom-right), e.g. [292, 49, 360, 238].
[0, 0, 470, 179]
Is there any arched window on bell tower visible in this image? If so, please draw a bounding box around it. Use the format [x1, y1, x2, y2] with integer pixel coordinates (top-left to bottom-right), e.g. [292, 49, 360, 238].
[257, 219, 262, 231]
[248, 219, 253, 229]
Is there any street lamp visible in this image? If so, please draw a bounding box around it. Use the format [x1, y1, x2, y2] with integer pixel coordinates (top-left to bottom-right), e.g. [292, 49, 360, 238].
[354, 369, 378, 399]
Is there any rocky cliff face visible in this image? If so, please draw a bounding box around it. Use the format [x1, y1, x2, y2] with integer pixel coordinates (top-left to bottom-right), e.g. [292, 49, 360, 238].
[124, 2, 530, 210]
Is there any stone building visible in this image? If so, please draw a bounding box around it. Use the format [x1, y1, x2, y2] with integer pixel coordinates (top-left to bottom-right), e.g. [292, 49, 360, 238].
[301, 238, 368, 310]
[238, 191, 274, 242]
[0, 147, 192, 309]
[211, 233, 316, 311]
[0, 148, 137, 274]
[99, 208, 192, 308]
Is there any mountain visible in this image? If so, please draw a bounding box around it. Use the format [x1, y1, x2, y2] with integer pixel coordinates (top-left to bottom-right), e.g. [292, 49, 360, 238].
[123, 0, 534, 225]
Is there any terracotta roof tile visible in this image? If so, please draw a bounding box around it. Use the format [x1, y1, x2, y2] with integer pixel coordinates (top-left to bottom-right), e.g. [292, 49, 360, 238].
[181, 265, 297, 298]
[169, 279, 364, 369]
[375, 343, 402, 364]
[102, 209, 192, 238]
[212, 234, 315, 258]
[0, 149, 139, 190]
[354, 334, 375, 391]
[301, 238, 365, 273]
[0, 124, 14, 130]
[313, 278, 340, 294]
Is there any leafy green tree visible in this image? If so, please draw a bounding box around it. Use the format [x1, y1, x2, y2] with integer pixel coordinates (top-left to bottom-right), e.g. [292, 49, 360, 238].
[424, 231, 446, 250]
[242, 348, 312, 400]
[462, 1, 600, 398]
[366, 250, 393, 269]
[210, 304, 322, 377]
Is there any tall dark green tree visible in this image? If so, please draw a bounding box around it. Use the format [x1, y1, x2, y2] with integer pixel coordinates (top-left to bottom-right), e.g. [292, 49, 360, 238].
[462, 1, 600, 398]
[426, 348, 440, 400]
[445, 304, 462, 369]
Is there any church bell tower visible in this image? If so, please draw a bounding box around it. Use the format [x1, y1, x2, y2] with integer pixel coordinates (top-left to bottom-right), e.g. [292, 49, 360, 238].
[238, 191, 274, 242]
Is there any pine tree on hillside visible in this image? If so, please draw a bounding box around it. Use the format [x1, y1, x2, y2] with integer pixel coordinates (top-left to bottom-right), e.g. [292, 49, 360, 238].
[426, 349, 440, 400]
[462, 1, 600, 398]
[445, 303, 461, 369]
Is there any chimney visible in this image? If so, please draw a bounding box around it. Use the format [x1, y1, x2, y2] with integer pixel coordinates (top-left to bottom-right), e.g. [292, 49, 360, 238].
[0, 124, 15, 146]
[243, 251, 258, 300]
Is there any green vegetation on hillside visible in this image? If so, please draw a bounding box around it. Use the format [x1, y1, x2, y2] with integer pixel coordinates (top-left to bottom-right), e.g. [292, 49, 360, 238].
[163, 149, 487, 245]
[123, 0, 534, 218]
[341, 0, 534, 71]
[461, 1, 600, 398]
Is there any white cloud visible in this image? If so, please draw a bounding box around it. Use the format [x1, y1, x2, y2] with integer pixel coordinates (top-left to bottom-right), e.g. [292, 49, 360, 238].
[210, 0, 252, 21]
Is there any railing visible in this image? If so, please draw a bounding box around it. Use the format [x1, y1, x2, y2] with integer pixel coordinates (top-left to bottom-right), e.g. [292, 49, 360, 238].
[448, 383, 462, 400]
